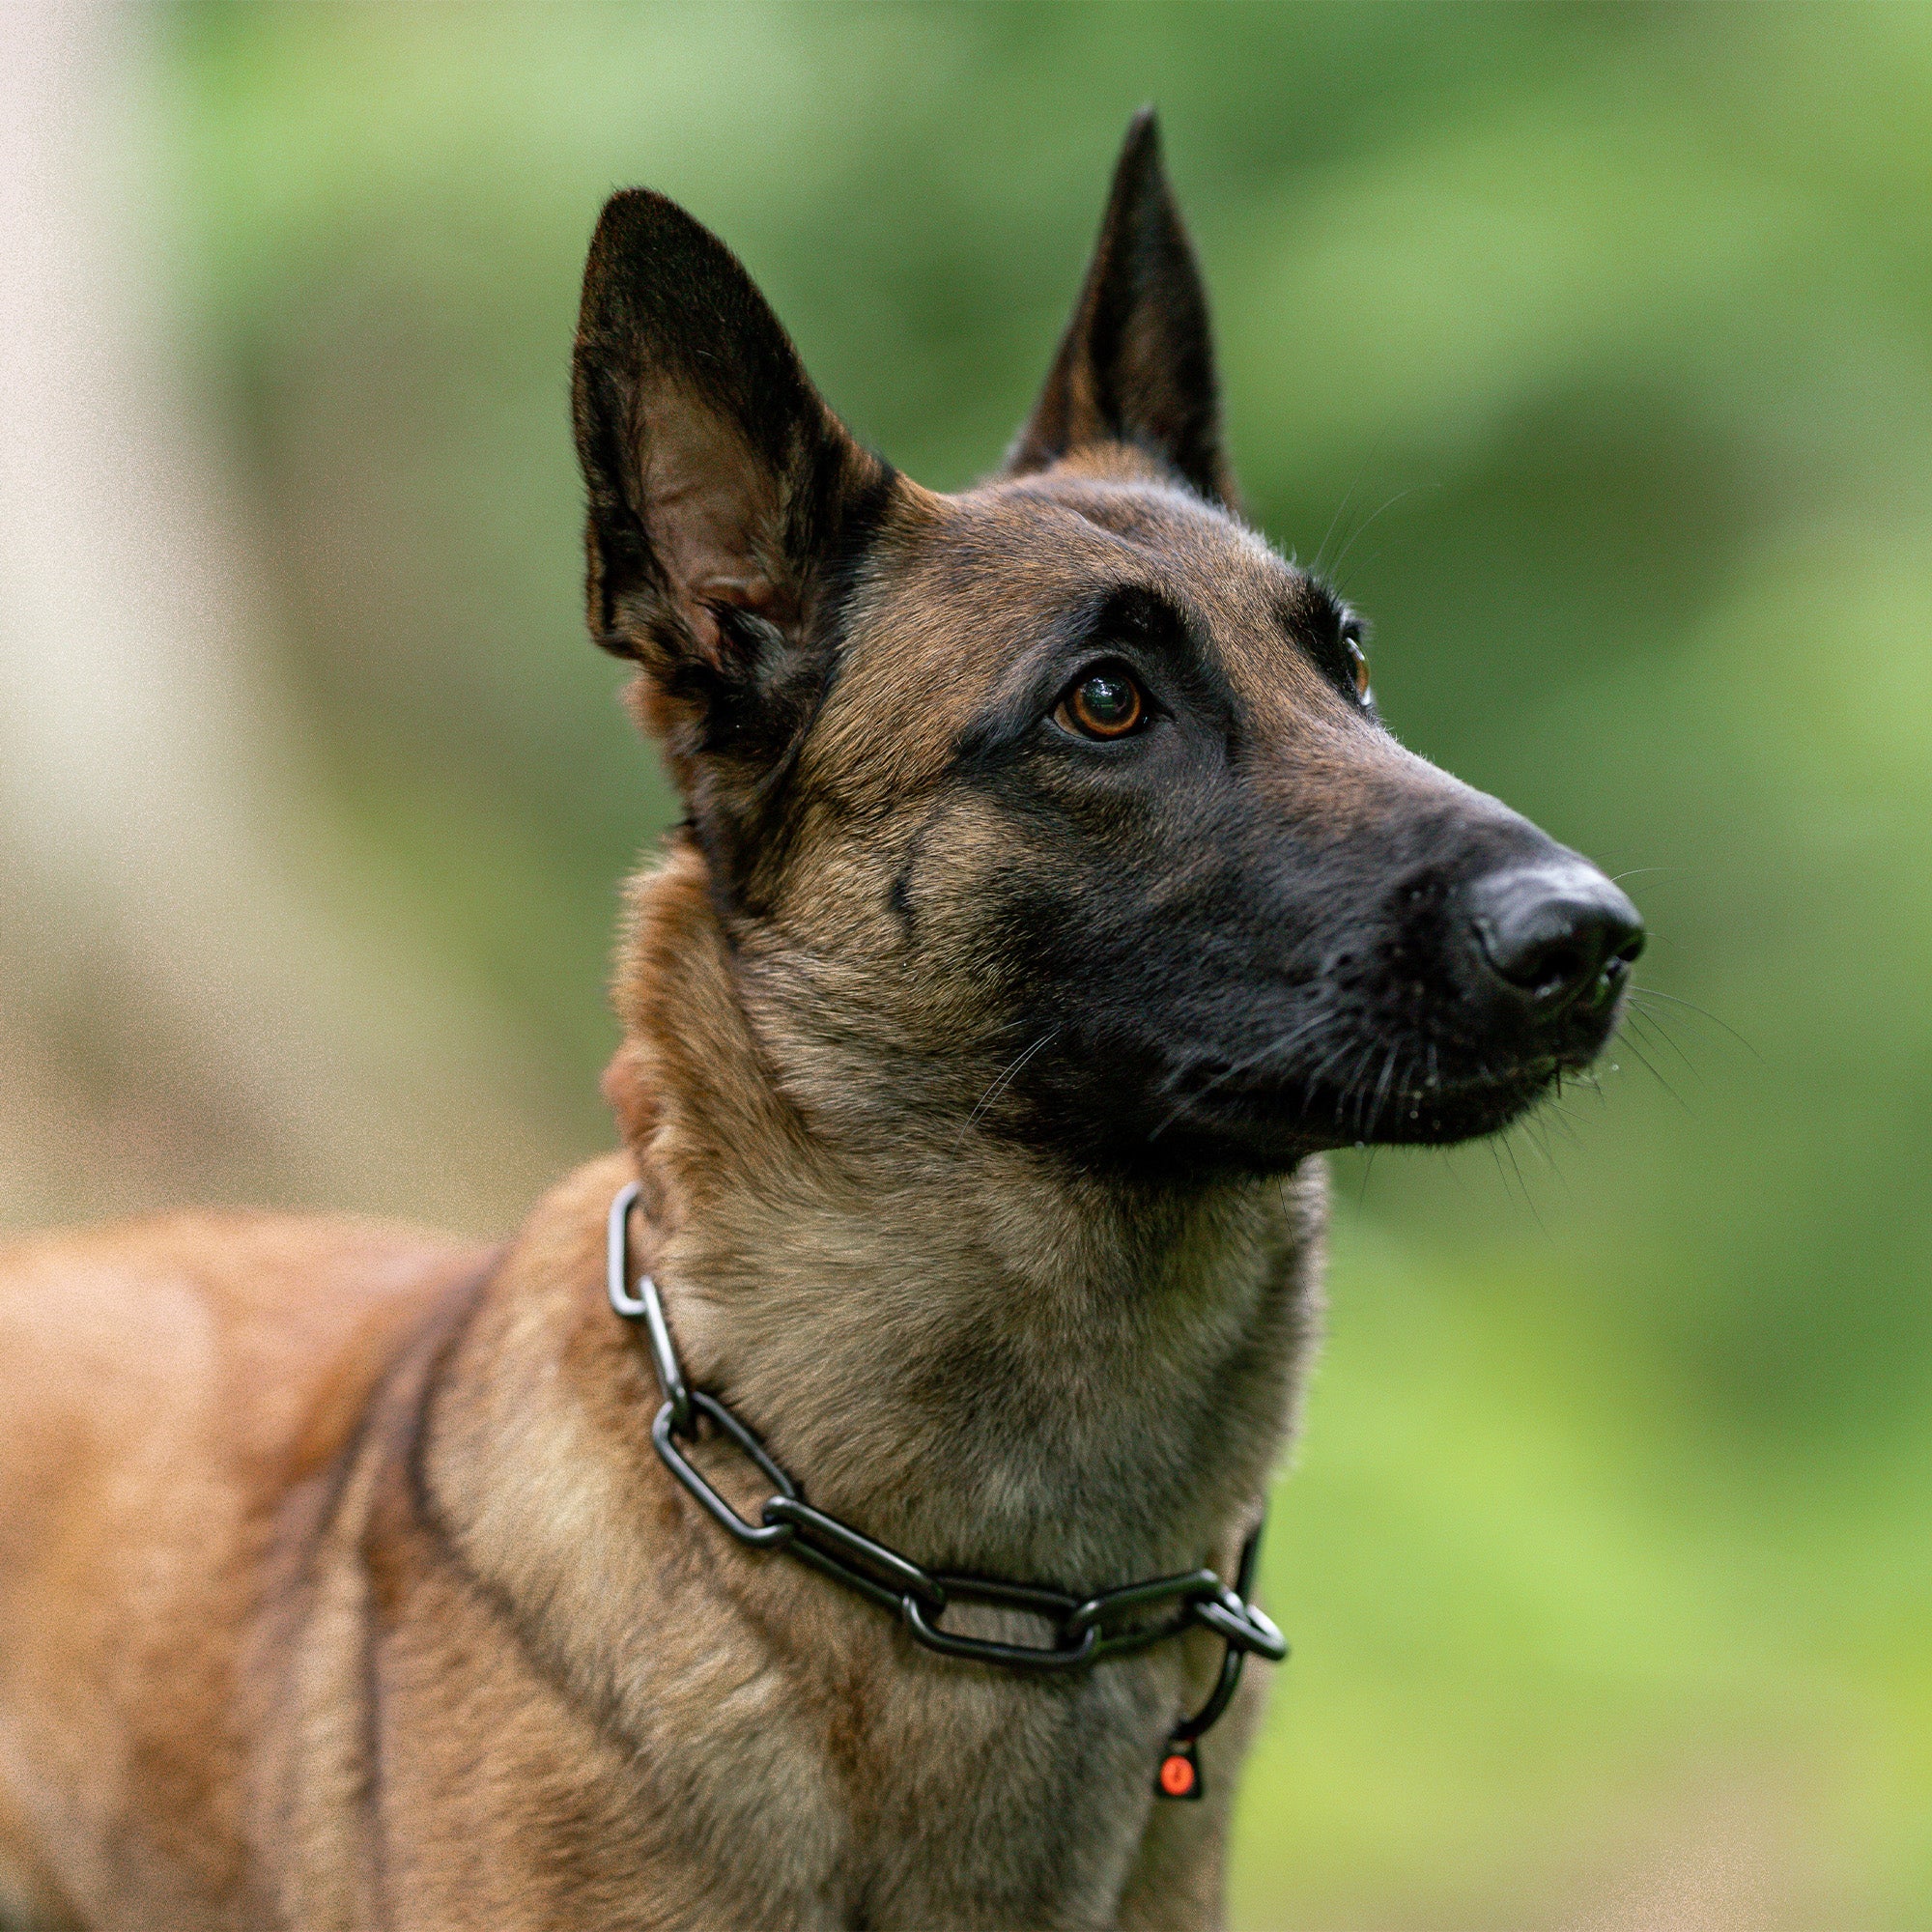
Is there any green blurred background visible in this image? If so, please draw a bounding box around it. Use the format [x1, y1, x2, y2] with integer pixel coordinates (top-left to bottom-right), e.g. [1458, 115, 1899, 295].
[6, 3, 1931, 1925]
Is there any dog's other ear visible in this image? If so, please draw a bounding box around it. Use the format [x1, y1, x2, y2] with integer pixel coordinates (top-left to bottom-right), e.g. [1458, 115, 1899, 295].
[1005, 108, 1233, 507]
[572, 190, 890, 755]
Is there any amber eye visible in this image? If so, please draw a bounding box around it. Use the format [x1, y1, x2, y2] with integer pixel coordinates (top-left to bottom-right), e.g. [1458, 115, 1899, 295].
[1346, 639, 1372, 702]
[1056, 668, 1147, 740]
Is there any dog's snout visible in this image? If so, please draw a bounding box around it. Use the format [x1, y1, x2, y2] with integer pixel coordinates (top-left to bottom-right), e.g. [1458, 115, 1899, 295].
[1467, 863, 1644, 1009]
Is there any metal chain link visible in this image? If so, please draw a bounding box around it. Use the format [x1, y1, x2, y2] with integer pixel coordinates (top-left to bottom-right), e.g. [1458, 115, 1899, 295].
[607, 1183, 1288, 1772]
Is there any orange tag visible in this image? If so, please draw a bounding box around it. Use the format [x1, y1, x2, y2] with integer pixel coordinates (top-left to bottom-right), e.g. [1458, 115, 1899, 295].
[1156, 1747, 1202, 1801]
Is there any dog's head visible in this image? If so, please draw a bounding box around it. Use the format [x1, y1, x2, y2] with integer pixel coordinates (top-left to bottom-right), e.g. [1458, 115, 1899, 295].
[574, 112, 1641, 1177]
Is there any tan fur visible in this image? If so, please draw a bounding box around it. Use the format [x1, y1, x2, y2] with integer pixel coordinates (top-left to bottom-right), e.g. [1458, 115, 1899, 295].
[0, 498, 1331, 1932]
[0, 836, 1322, 1928]
[0, 131, 1342, 1930]
[0, 479, 1334, 1928]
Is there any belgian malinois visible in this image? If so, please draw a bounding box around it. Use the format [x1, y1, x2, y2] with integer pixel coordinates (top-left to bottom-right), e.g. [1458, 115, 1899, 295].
[0, 111, 1642, 1931]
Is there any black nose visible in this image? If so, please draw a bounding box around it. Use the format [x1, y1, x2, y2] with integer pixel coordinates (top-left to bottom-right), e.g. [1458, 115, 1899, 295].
[1467, 863, 1644, 1009]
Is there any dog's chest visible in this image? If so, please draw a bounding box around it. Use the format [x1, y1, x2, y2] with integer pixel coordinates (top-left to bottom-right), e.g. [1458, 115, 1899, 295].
[400, 1156, 1325, 1929]
[664, 1635, 1181, 1931]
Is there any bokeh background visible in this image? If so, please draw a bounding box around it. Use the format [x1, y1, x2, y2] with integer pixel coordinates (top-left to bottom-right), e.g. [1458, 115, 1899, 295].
[5, 3, 1930, 1925]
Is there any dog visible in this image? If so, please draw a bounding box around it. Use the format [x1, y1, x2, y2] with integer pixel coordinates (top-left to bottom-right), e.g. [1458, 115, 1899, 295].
[0, 110, 1641, 1931]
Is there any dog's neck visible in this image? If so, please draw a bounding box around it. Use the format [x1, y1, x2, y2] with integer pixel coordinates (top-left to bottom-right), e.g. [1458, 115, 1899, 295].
[600, 841, 1325, 1590]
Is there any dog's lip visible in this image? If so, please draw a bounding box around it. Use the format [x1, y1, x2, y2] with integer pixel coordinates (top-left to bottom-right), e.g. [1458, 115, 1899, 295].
[1420, 1054, 1559, 1100]
[1167, 1051, 1561, 1142]
[1162, 1042, 1598, 1137]
[1407, 1027, 1631, 1100]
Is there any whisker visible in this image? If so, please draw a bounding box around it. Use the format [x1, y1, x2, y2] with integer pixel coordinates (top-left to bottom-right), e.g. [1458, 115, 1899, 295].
[1368, 1043, 1402, 1137]
[1520, 1106, 1572, 1190]
[1311, 1038, 1367, 1136]
[1313, 435, 1384, 578]
[1486, 1136, 1528, 1215]
[961, 1025, 1062, 1138]
[1619, 1033, 1692, 1115]
[1541, 1089, 1584, 1148]
[1630, 985, 1760, 1060]
[1499, 1133, 1548, 1233]
[1343, 1040, 1383, 1136]
[1296, 1036, 1367, 1114]
[1622, 1007, 1699, 1080]
[1329, 484, 1427, 579]
[1145, 1012, 1334, 1143]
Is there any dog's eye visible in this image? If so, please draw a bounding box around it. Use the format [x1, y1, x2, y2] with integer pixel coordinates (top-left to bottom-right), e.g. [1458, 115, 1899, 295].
[1346, 639, 1372, 703]
[1056, 668, 1148, 741]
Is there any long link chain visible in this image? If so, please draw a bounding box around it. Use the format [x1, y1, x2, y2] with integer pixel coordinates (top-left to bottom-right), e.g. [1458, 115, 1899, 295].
[606, 1182, 1288, 1797]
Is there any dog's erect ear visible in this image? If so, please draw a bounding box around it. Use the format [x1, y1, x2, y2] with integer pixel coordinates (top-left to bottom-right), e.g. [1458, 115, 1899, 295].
[1005, 109, 1233, 507]
[572, 190, 889, 744]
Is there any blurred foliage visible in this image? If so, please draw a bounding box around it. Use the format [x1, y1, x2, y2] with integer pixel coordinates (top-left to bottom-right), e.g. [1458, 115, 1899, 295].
[158, 3, 1932, 1923]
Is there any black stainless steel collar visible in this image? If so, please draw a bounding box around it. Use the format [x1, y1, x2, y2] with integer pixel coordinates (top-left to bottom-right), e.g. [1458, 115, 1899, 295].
[606, 1180, 1288, 1800]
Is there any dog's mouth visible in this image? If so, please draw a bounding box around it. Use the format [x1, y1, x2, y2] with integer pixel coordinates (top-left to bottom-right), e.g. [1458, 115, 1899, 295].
[1150, 903, 1639, 1157]
[1151, 1022, 1614, 1157]
[1301, 1053, 1564, 1147]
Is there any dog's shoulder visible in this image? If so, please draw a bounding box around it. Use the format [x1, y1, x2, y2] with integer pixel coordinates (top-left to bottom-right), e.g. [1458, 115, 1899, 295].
[0, 1206, 495, 1641]
[0, 1207, 494, 1923]
[0, 1208, 488, 1463]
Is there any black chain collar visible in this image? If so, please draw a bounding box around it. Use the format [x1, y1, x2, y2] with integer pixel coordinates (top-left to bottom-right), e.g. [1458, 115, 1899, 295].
[606, 1181, 1288, 1801]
